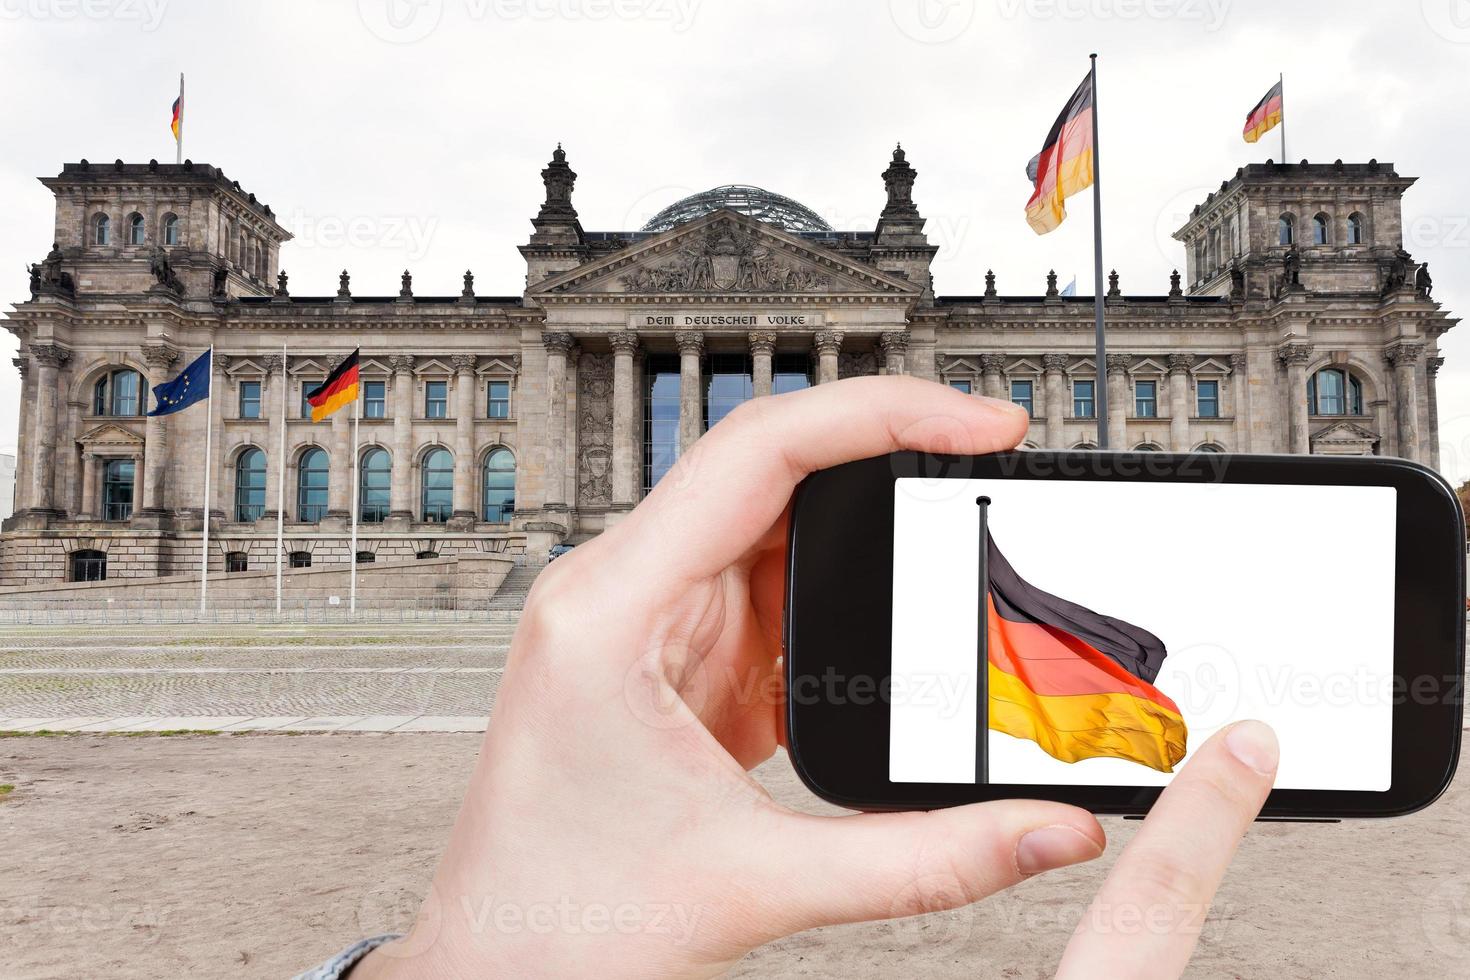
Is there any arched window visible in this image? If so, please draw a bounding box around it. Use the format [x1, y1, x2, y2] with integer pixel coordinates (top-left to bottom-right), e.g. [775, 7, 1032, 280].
[359, 447, 391, 523]
[1313, 213, 1329, 245]
[1347, 213, 1364, 245]
[1307, 368, 1364, 416]
[163, 213, 180, 246]
[226, 552, 249, 573]
[1196, 443, 1225, 453]
[297, 447, 329, 522]
[102, 459, 135, 521]
[70, 549, 107, 582]
[92, 369, 143, 416]
[1278, 213, 1294, 246]
[1072, 442, 1098, 451]
[421, 448, 453, 523]
[289, 551, 312, 568]
[235, 448, 266, 522]
[482, 448, 515, 523]
[128, 212, 145, 245]
[1133, 443, 1162, 452]
[416, 550, 439, 560]
[92, 213, 110, 245]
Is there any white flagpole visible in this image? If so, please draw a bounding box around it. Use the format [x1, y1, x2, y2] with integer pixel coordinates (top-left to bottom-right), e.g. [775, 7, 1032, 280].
[176, 73, 184, 165]
[199, 344, 214, 614]
[349, 379, 360, 614]
[275, 342, 287, 616]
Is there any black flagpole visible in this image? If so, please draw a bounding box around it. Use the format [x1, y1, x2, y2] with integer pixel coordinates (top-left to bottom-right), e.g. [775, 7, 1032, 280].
[976, 495, 991, 785]
[1089, 53, 1109, 450]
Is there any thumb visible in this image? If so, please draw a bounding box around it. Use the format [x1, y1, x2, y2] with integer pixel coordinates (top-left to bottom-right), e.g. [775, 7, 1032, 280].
[752, 800, 1106, 939]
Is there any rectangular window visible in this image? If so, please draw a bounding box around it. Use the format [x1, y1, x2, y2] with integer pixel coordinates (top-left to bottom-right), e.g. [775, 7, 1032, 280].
[301, 380, 324, 419]
[704, 353, 753, 430]
[1134, 380, 1157, 418]
[487, 380, 511, 419]
[1197, 379, 1220, 418]
[239, 381, 261, 419]
[363, 380, 386, 419]
[1072, 380, 1096, 419]
[949, 380, 972, 394]
[1010, 379, 1034, 417]
[772, 353, 812, 395]
[643, 354, 681, 495]
[425, 380, 448, 419]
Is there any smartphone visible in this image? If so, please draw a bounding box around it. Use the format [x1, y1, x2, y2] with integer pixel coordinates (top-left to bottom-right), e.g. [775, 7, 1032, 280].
[783, 450, 1465, 820]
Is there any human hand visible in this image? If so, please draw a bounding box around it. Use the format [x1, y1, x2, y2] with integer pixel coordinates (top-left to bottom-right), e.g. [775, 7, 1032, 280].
[352, 377, 1276, 978]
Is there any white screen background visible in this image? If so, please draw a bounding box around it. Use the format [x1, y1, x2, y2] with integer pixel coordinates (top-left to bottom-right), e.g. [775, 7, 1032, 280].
[890, 477, 1396, 791]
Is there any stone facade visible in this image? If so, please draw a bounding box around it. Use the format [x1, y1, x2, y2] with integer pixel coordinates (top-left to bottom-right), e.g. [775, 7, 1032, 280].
[1, 148, 1455, 588]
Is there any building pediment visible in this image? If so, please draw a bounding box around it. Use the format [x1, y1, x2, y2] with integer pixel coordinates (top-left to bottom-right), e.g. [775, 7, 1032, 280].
[1310, 420, 1380, 455]
[78, 422, 145, 450]
[531, 210, 920, 300]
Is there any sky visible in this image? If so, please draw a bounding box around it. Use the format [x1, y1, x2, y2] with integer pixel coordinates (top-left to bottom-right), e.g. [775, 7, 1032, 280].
[1, 0, 1467, 478]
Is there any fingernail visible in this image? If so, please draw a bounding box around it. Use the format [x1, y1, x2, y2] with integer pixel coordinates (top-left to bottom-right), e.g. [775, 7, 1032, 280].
[1016, 825, 1103, 876]
[1225, 720, 1280, 775]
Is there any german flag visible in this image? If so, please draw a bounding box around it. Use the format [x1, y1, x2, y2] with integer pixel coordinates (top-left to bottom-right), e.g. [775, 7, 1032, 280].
[305, 349, 360, 422]
[985, 534, 1187, 772]
[1242, 80, 1283, 144]
[170, 95, 182, 142]
[1024, 71, 1094, 235]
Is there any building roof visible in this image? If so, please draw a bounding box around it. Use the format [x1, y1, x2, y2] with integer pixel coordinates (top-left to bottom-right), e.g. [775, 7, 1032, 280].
[640, 185, 833, 233]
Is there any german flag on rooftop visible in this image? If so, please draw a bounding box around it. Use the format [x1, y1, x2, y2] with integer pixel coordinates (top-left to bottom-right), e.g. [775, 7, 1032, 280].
[305, 349, 360, 422]
[1024, 71, 1095, 235]
[1243, 80, 1283, 144]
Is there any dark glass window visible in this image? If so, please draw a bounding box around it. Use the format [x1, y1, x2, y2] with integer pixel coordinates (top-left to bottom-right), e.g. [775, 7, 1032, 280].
[103, 458, 135, 521]
[704, 353, 753, 430]
[226, 552, 248, 573]
[93, 213, 110, 245]
[296, 447, 329, 522]
[416, 550, 438, 560]
[163, 214, 180, 246]
[234, 448, 266, 522]
[128, 213, 145, 245]
[1347, 214, 1364, 245]
[289, 551, 312, 568]
[487, 380, 511, 419]
[1010, 379, 1034, 416]
[643, 354, 680, 495]
[359, 447, 390, 523]
[421, 447, 453, 522]
[772, 352, 811, 395]
[356, 551, 376, 563]
[71, 549, 107, 582]
[1134, 380, 1157, 418]
[1197, 380, 1220, 418]
[301, 380, 324, 419]
[949, 380, 972, 394]
[94, 370, 142, 416]
[1313, 214, 1329, 245]
[239, 381, 262, 419]
[1308, 369, 1363, 416]
[1072, 380, 1096, 419]
[1278, 214, 1294, 246]
[363, 381, 386, 419]
[482, 448, 515, 522]
[425, 381, 448, 419]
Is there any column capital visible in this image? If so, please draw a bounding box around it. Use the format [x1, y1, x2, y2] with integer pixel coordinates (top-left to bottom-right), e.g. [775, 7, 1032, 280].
[813, 330, 844, 355]
[28, 343, 71, 368]
[1230, 352, 1248, 373]
[1276, 342, 1313, 367]
[1105, 352, 1131, 376]
[141, 343, 179, 370]
[388, 353, 416, 374]
[609, 330, 641, 355]
[979, 353, 1006, 376]
[260, 354, 284, 374]
[450, 353, 478, 374]
[878, 330, 910, 355]
[213, 353, 232, 373]
[1167, 353, 1194, 375]
[747, 330, 777, 356]
[12, 356, 26, 379]
[1041, 352, 1068, 374]
[674, 330, 705, 356]
[1384, 340, 1425, 367]
[541, 331, 575, 355]
[1428, 355, 1445, 376]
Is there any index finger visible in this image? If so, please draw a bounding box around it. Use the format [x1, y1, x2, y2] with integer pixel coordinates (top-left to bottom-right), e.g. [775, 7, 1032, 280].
[1056, 720, 1279, 979]
[618, 375, 1028, 587]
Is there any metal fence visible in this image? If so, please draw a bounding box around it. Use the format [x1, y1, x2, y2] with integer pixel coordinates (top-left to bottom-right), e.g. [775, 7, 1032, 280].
[0, 595, 527, 626]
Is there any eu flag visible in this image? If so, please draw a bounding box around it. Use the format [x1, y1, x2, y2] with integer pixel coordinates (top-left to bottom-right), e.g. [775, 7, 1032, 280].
[148, 348, 211, 416]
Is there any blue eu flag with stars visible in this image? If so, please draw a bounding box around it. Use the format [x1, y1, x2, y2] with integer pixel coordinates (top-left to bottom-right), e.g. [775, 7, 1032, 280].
[147, 348, 211, 416]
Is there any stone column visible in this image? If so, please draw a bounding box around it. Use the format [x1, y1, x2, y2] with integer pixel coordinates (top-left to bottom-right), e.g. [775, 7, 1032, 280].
[140, 343, 179, 516]
[1277, 344, 1313, 455]
[1385, 341, 1424, 464]
[1042, 353, 1067, 449]
[1230, 353, 1250, 453]
[451, 354, 478, 520]
[1427, 355, 1443, 470]
[979, 354, 1006, 400]
[327, 404, 351, 521]
[609, 331, 640, 507]
[814, 330, 844, 385]
[879, 331, 909, 376]
[1167, 354, 1193, 452]
[261, 354, 285, 520]
[80, 452, 100, 519]
[749, 330, 776, 398]
[543, 331, 574, 509]
[26, 344, 69, 513]
[675, 331, 705, 455]
[1106, 353, 1130, 448]
[210, 354, 230, 518]
[389, 355, 415, 520]
[12, 357, 31, 512]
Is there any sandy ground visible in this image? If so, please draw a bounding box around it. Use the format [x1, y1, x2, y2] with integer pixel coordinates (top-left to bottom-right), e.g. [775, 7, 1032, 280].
[2, 732, 1468, 979]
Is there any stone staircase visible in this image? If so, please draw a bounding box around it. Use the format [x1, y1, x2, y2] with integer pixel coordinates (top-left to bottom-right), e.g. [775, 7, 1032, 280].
[487, 561, 544, 611]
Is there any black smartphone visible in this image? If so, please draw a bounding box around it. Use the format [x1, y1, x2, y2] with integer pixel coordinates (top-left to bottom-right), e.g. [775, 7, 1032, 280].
[783, 450, 1465, 820]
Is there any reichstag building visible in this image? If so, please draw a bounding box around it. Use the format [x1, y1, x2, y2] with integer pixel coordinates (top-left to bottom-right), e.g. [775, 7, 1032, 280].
[1, 146, 1453, 587]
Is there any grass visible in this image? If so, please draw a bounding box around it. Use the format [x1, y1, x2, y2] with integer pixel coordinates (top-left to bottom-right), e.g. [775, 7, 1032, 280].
[0, 784, 13, 798]
[0, 729, 221, 738]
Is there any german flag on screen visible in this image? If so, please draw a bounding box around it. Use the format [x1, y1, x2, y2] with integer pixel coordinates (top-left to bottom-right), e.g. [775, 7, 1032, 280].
[305, 349, 360, 422]
[985, 535, 1187, 772]
[1024, 71, 1094, 235]
[1242, 80, 1283, 144]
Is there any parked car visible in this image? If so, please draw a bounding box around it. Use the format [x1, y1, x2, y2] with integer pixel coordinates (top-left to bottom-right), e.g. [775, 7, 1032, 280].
[548, 544, 575, 561]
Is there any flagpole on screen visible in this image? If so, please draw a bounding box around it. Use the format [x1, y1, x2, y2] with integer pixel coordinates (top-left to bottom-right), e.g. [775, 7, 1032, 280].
[975, 495, 991, 786]
[349, 382, 360, 615]
[199, 344, 214, 615]
[1278, 72, 1286, 162]
[275, 342, 287, 617]
[1088, 54, 1110, 449]
[175, 73, 184, 165]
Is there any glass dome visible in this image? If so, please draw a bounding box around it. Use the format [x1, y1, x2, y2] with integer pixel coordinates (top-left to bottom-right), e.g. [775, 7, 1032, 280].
[640, 184, 832, 233]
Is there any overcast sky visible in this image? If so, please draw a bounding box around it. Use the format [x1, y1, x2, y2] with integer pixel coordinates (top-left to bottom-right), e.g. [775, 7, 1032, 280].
[2, 0, 1467, 479]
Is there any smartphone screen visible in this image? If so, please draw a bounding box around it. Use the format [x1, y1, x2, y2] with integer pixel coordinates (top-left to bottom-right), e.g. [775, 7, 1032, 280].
[889, 477, 1397, 792]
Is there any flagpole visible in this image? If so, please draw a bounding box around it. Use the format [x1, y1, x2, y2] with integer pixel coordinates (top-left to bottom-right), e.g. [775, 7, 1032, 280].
[275, 342, 287, 617]
[1089, 53, 1109, 450]
[975, 495, 991, 786]
[1278, 72, 1286, 162]
[199, 344, 213, 615]
[349, 383, 360, 615]
[176, 73, 184, 165]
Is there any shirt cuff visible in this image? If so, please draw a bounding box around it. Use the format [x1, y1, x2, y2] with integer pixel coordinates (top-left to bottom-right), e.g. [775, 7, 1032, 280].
[293, 934, 403, 980]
